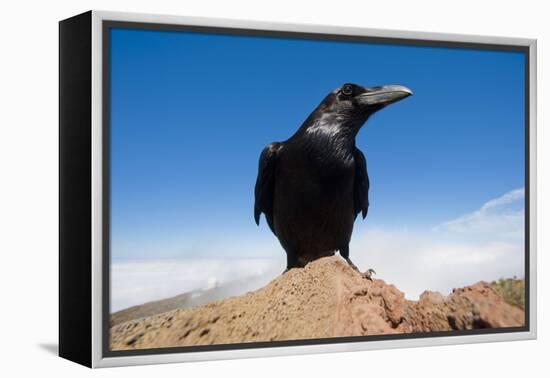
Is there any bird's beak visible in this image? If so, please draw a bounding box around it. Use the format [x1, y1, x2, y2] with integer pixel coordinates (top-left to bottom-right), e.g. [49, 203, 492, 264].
[356, 85, 413, 107]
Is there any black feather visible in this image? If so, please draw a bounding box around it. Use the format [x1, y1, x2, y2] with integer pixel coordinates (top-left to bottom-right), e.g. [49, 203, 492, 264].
[353, 147, 370, 219]
[254, 142, 282, 233]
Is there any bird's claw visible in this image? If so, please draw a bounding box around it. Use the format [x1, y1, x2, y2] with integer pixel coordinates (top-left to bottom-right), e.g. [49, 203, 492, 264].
[344, 257, 376, 281]
[362, 268, 376, 281]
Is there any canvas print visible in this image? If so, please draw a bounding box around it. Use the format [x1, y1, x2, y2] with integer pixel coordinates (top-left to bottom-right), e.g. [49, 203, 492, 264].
[107, 26, 526, 352]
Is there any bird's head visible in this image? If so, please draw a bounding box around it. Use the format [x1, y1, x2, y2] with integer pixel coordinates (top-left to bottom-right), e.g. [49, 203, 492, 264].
[304, 83, 412, 136]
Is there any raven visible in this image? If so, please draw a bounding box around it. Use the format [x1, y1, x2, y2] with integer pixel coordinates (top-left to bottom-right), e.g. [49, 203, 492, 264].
[254, 83, 412, 278]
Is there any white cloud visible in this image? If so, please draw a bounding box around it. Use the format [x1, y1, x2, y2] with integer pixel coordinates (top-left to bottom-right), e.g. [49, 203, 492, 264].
[111, 188, 526, 310]
[350, 188, 525, 299]
[434, 188, 524, 239]
[111, 258, 282, 312]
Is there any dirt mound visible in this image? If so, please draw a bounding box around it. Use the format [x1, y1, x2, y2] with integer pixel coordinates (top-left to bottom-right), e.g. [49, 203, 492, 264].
[110, 256, 524, 350]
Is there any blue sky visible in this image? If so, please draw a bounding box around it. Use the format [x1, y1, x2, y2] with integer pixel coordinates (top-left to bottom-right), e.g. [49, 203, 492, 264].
[109, 27, 525, 263]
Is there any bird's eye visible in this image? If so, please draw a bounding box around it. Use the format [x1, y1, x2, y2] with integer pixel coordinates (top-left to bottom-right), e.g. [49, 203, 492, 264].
[342, 85, 353, 96]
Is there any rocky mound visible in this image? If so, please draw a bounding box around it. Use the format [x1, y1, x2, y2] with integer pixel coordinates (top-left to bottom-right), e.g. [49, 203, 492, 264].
[110, 256, 524, 350]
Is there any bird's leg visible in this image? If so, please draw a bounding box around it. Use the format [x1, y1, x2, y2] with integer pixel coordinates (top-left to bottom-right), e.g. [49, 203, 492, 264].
[347, 258, 376, 281]
[344, 257, 359, 271]
[340, 245, 360, 271]
[340, 246, 376, 281]
[283, 251, 300, 274]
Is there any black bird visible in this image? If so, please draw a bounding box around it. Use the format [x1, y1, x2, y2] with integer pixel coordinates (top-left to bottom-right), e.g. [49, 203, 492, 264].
[254, 83, 412, 278]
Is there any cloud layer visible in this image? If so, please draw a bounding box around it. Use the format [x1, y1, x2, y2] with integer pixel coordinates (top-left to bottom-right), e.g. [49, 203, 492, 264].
[434, 188, 524, 240]
[111, 188, 525, 311]
[111, 258, 281, 312]
[351, 188, 525, 298]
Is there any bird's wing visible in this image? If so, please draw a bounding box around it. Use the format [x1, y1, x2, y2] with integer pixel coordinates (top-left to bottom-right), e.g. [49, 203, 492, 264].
[353, 147, 370, 219]
[254, 142, 283, 233]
